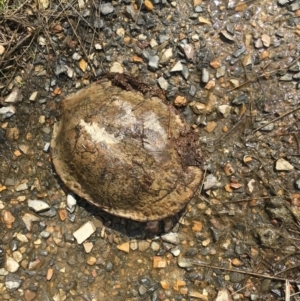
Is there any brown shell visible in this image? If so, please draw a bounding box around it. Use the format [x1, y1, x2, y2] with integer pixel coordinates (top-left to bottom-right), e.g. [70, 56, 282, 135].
[51, 80, 202, 221]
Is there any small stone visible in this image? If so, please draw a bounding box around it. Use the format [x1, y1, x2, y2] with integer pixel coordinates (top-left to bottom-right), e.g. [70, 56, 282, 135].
[83, 241, 93, 253]
[218, 105, 232, 117]
[160, 48, 173, 63]
[5, 87, 21, 103]
[203, 174, 218, 190]
[275, 158, 294, 171]
[24, 289, 37, 301]
[215, 289, 233, 301]
[161, 232, 180, 245]
[180, 43, 194, 60]
[170, 61, 183, 72]
[216, 66, 226, 78]
[110, 62, 123, 73]
[205, 121, 217, 132]
[190, 102, 206, 114]
[192, 221, 202, 232]
[67, 193, 77, 213]
[43, 142, 50, 152]
[157, 77, 169, 90]
[46, 268, 54, 280]
[160, 280, 169, 290]
[87, 256, 97, 265]
[1, 210, 15, 229]
[151, 241, 160, 252]
[58, 209, 67, 221]
[130, 240, 138, 251]
[28, 257, 43, 270]
[14, 182, 28, 191]
[73, 221, 96, 244]
[189, 291, 208, 300]
[174, 96, 187, 107]
[72, 53, 82, 60]
[5, 273, 22, 290]
[16, 233, 28, 242]
[198, 16, 211, 25]
[117, 242, 130, 253]
[100, 3, 114, 15]
[144, 0, 154, 10]
[201, 68, 209, 83]
[28, 199, 50, 212]
[138, 240, 150, 251]
[6, 257, 20, 272]
[22, 213, 40, 231]
[170, 246, 181, 256]
[148, 55, 159, 70]
[153, 256, 167, 268]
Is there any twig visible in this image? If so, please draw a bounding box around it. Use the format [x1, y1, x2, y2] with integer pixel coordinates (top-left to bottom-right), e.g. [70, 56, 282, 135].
[193, 261, 298, 282]
[252, 105, 300, 133]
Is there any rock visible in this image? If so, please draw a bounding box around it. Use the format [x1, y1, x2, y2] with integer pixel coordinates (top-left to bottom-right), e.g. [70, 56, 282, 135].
[1, 210, 15, 229]
[148, 55, 159, 70]
[28, 199, 50, 213]
[275, 158, 294, 171]
[110, 62, 123, 73]
[203, 174, 218, 190]
[216, 65, 226, 78]
[161, 232, 180, 245]
[174, 96, 187, 107]
[170, 246, 181, 256]
[6, 257, 19, 272]
[151, 241, 160, 252]
[138, 241, 150, 251]
[261, 34, 271, 47]
[73, 221, 96, 244]
[15, 182, 28, 191]
[160, 48, 173, 63]
[67, 193, 77, 213]
[218, 105, 232, 117]
[295, 178, 300, 190]
[5, 273, 22, 290]
[253, 227, 279, 247]
[157, 77, 169, 90]
[201, 68, 209, 83]
[100, 3, 114, 15]
[0, 105, 16, 119]
[117, 242, 130, 253]
[4, 87, 21, 103]
[170, 61, 183, 72]
[215, 288, 232, 301]
[22, 213, 40, 231]
[153, 256, 167, 268]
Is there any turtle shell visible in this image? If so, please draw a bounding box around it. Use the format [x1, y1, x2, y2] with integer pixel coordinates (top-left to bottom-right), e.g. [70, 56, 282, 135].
[51, 80, 202, 221]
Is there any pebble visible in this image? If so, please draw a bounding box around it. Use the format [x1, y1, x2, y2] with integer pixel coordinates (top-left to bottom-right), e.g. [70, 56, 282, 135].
[215, 289, 232, 301]
[170, 61, 183, 72]
[1, 210, 15, 229]
[6, 257, 20, 272]
[16, 233, 28, 243]
[130, 240, 138, 251]
[138, 240, 150, 251]
[5, 273, 22, 290]
[201, 68, 209, 83]
[22, 213, 40, 231]
[67, 193, 77, 213]
[275, 158, 294, 171]
[174, 95, 187, 107]
[216, 66, 226, 78]
[73, 221, 96, 244]
[161, 232, 180, 245]
[4, 87, 21, 103]
[100, 3, 114, 15]
[153, 256, 167, 268]
[218, 105, 232, 117]
[117, 242, 130, 253]
[203, 174, 218, 190]
[295, 178, 300, 190]
[170, 246, 181, 256]
[160, 48, 173, 63]
[157, 76, 169, 90]
[28, 199, 50, 213]
[148, 55, 159, 70]
[0, 106, 16, 119]
[151, 241, 160, 252]
[110, 62, 123, 73]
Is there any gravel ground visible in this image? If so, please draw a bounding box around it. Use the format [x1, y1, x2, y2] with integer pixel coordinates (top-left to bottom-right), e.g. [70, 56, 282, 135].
[0, 0, 300, 300]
